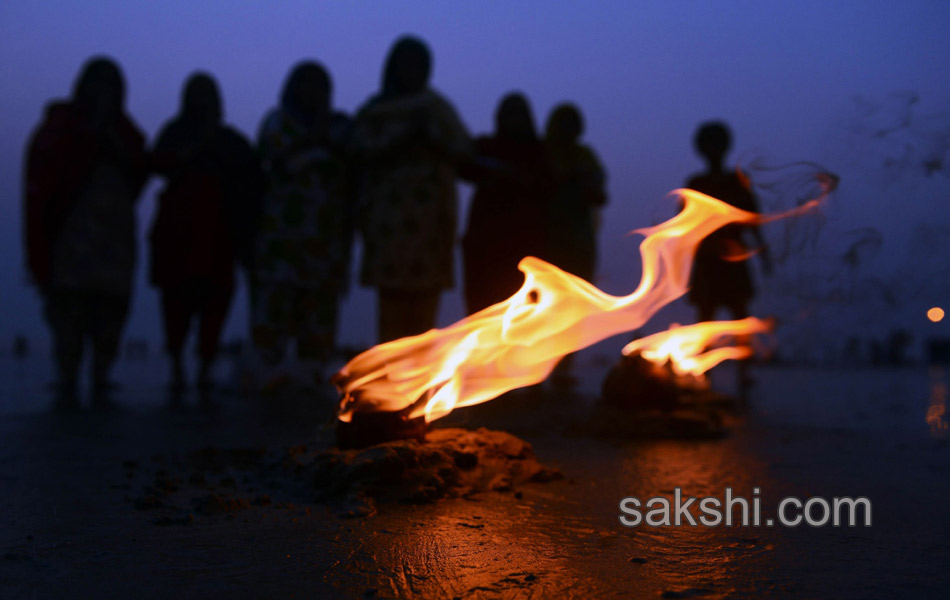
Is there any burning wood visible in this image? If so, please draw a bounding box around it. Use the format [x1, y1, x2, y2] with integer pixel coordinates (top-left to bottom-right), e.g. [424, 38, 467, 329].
[591, 319, 775, 438]
[336, 407, 427, 450]
[593, 351, 740, 439]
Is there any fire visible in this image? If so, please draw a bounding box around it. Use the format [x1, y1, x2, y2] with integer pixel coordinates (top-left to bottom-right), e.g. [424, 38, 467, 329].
[928, 307, 945, 323]
[623, 318, 773, 378]
[335, 185, 832, 424]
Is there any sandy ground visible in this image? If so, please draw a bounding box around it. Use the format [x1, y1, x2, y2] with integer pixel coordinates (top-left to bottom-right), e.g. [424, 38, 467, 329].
[1, 353, 949, 599]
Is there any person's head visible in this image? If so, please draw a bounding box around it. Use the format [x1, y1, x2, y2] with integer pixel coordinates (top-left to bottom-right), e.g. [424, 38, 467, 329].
[73, 56, 125, 125]
[545, 103, 584, 144]
[693, 121, 732, 165]
[181, 72, 222, 124]
[495, 92, 537, 142]
[281, 60, 332, 118]
[382, 35, 431, 97]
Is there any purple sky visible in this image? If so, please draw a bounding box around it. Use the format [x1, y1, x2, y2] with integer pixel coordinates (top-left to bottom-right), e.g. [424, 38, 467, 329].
[2, 1, 950, 360]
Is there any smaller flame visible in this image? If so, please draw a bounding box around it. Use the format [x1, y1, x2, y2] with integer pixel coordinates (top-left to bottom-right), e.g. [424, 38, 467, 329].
[622, 318, 773, 378]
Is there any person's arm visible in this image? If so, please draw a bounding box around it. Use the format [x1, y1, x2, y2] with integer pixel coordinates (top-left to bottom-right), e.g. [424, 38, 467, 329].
[350, 101, 411, 164]
[428, 94, 473, 165]
[150, 122, 189, 179]
[257, 111, 321, 175]
[458, 138, 518, 186]
[223, 129, 264, 269]
[580, 145, 608, 208]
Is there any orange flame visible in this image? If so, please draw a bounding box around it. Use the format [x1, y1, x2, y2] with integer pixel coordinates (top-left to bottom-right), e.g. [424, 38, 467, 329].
[335, 185, 831, 424]
[623, 318, 773, 378]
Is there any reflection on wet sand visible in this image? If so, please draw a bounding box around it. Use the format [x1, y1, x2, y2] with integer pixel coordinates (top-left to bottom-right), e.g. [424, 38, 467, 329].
[2, 356, 950, 598]
[926, 367, 948, 438]
[320, 431, 787, 598]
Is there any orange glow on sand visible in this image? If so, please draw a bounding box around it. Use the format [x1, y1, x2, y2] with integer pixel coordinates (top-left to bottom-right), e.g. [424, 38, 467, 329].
[334, 182, 833, 424]
[928, 307, 945, 323]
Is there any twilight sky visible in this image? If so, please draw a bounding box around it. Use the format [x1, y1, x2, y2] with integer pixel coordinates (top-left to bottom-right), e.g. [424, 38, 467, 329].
[2, 1, 950, 360]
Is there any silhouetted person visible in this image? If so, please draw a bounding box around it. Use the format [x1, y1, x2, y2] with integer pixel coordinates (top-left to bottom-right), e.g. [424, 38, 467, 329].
[685, 121, 771, 324]
[24, 56, 147, 403]
[685, 122, 771, 394]
[543, 103, 607, 283]
[543, 103, 607, 385]
[461, 92, 552, 314]
[353, 35, 472, 343]
[150, 72, 262, 390]
[252, 61, 354, 384]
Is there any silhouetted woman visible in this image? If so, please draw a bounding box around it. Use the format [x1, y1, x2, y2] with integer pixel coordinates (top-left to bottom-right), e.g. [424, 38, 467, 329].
[353, 35, 472, 343]
[685, 121, 771, 324]
[252, 61, 354, 382]
[149, 73, 261, 390]
[24, 56, 147, 403]
[461, 92, 551, 314]
[543, 103, 607, 385]
[543, 103, 607, 283]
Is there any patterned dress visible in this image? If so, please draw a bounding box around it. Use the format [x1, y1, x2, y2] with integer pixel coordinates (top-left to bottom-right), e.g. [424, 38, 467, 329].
[252, 109, 353, 361]
[354, 89, 471, 293]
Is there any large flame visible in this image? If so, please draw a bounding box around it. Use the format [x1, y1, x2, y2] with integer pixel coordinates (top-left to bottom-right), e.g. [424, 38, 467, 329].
[335, 186, 830, 423]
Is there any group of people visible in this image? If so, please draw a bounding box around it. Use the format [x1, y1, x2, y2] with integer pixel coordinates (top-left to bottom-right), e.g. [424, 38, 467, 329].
[23, 36, 614, 399]
[24, 35, 770, 402]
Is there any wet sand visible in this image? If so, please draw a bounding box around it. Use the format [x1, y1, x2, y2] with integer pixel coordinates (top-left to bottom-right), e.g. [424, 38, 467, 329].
[1, 355, 948, 599]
